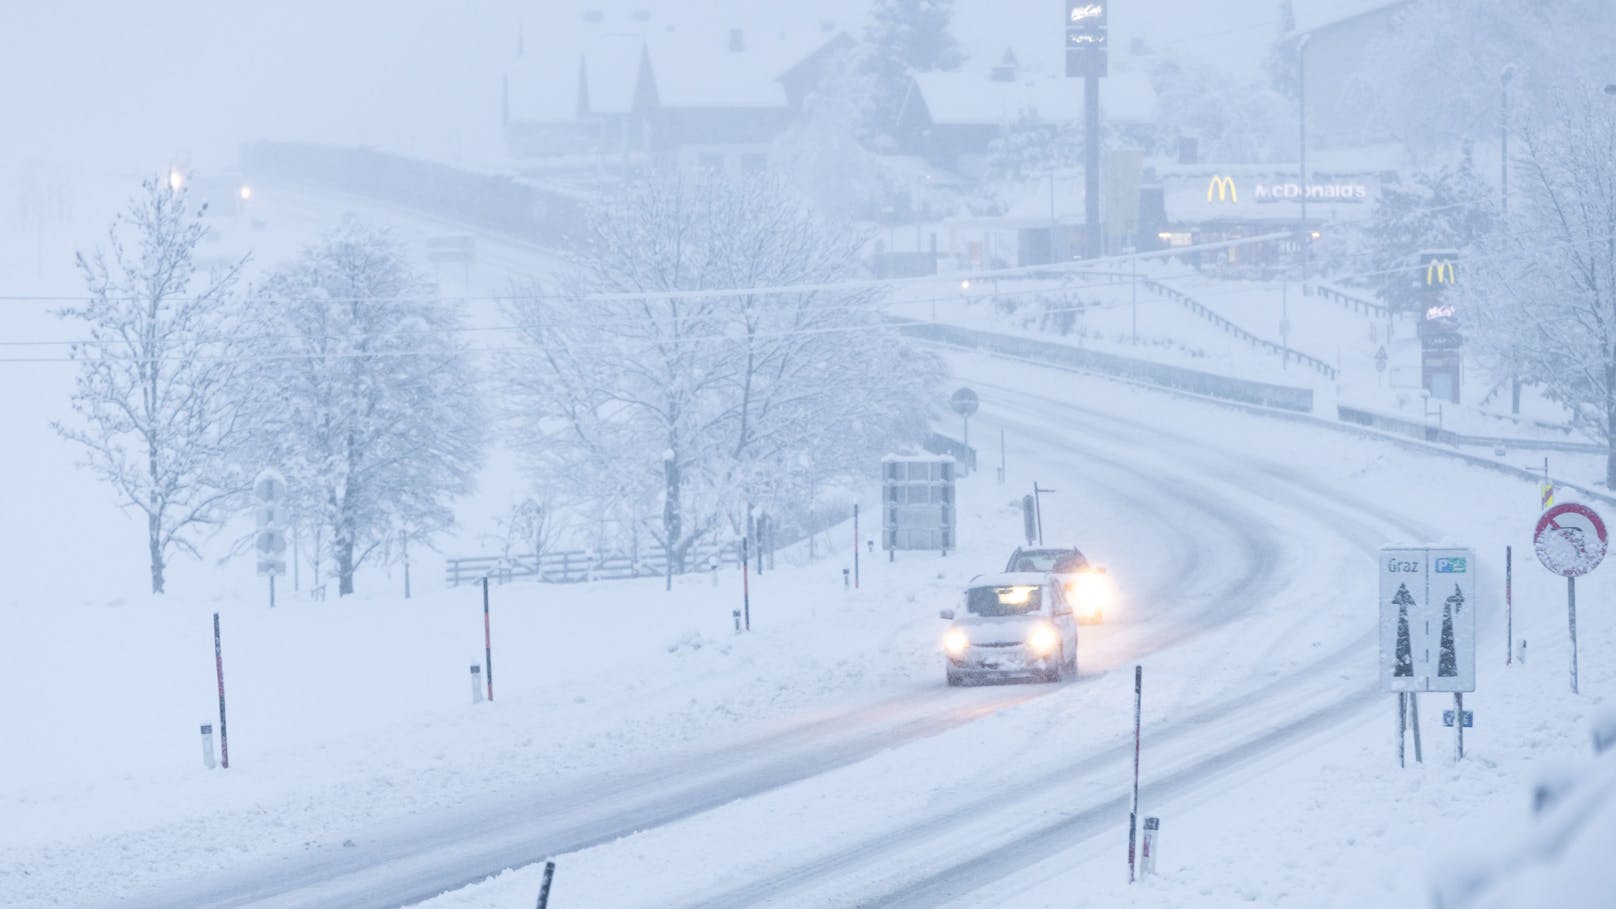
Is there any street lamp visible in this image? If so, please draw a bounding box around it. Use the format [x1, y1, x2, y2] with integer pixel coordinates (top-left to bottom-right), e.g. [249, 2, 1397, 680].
[167, 168, 184, 193]
[1502, 64, 1518, 415]
[1297, 33, 1311, 294]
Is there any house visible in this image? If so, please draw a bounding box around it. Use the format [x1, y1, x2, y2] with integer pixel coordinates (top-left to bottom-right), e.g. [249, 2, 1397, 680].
[502, 5, 854, 173]
[895, 51, 1157, 178]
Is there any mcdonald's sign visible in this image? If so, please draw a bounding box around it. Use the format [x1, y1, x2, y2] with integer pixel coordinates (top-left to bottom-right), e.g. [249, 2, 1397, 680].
[1207, 175, 1238, 203]
[1426, 259, 1456, 286]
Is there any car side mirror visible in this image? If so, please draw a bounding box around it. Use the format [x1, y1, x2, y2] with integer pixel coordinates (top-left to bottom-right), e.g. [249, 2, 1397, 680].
[939, 609, 955, 621]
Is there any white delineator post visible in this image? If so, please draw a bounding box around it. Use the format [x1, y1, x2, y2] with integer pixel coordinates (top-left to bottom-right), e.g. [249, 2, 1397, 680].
[200, 723, 216, 769]
[470, 665, 484, 704]
[1129, 664, 1142, 884]
[1140, 816, 1160, 876]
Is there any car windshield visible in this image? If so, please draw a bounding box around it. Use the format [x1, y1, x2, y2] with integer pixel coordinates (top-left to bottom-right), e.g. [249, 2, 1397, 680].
[966, 585, 1043, 616]
[1009, 550, 1087, 572]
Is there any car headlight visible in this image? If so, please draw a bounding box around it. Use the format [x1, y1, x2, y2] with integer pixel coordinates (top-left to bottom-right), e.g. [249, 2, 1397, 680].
[1027, 623, 1059, 656]
[943, 628, 969, 656]
[1069, 573, 1112, 611]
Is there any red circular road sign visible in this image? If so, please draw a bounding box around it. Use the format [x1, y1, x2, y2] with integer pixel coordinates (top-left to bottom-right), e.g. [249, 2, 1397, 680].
[1534, 503, 1608, 577]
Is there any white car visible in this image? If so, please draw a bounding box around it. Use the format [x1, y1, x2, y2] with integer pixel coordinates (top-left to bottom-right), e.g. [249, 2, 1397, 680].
[940, 572, 1079, 686]
[1004, 546, 1112, 624]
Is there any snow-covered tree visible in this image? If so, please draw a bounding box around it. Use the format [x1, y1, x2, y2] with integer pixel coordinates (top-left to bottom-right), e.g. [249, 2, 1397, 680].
[1151, 60, 1296, 163]
[863, 0, 964, 138]
[245, 217, 482, 596]
[1467, 86, 1616, 484]
[1359, 147, 1495, 312]
[1353, 0, 1615, 154]
[55, 174, 249, 594]
[503, 171, 942, 588]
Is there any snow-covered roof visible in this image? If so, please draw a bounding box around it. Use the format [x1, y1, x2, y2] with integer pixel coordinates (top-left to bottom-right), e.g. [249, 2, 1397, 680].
[506, 6, 849, 120]
[1292, 0, 1410, 35]
[910, 68, 1156, 126]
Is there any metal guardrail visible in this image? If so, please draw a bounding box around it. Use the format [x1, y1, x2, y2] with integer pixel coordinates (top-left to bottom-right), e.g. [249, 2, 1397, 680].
[446, 543, 740, 587]
[1337, 405, 1604, 454]
[898, 319, 1315, 413]
[1314, 282, 1389, 318]
[1112, 273, 1339, 380]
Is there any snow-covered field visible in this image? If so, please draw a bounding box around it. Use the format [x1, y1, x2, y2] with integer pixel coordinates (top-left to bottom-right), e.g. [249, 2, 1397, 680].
[4, 345, 1612, 908]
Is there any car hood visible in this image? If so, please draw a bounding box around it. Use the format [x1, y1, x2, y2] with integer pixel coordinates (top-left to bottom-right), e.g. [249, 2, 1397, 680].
[956, 614, 1043, 645]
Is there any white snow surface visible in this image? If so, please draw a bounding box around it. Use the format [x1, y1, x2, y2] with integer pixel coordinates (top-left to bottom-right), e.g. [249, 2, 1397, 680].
[4, 347, 1612, 908]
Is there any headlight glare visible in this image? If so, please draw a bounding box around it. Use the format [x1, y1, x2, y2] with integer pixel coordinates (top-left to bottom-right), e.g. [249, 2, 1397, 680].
[1028, 623, 1059, 655]
[944, 628, 969, 656]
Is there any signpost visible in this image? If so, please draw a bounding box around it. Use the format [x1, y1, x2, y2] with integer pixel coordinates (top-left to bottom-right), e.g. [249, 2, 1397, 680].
[1534, 503, 1607, 694]
[1065, 1, 1107, 258]
[253, 470, 287, 607]
[949, 387, 979, 456]
[1380, 546, 1476, 762]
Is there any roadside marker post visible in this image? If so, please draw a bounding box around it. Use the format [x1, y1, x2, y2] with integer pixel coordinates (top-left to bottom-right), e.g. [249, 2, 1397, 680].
[200, 723, 216, 770]
[535, 860, 557, 909]
[212, 612, 230, 770]
[1140, 817, 1160, 876]
[1505, 546, 1513, 666]
[742, 537, 751, 631]
[482, 578, 494, 702]
[1128, 664, 1142, 884]
[470, 665, 484, 704]
[853, 504, 860, 589]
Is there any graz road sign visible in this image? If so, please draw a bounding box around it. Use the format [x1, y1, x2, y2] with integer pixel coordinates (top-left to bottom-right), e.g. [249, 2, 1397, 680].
[1534, 503, 1607, 577]
[1380, 546, 1476, 693]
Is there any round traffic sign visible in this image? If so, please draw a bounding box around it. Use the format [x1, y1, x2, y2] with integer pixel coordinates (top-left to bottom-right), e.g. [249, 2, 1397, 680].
[1534, 503, 1608, 577]
[949, 387, 980, 417]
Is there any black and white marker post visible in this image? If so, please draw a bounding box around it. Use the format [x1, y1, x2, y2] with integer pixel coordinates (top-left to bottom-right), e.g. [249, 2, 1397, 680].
[535, 860, 557, 909]
[853, 504, 860, 590]
[482, 577, 495, 702]
[212, 612, 230, 770]
[741, 537, 752, 631]
[1505, 545, 1513, 665]
[1128, 664, 1142, 884]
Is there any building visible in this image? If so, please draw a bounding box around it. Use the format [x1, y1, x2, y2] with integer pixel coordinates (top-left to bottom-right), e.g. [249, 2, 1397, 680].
[502, 6, 853, 174]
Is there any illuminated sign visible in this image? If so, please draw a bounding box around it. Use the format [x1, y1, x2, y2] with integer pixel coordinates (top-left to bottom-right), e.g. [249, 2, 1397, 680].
[1207, 175, 1238, 203]
[1425, 304, 1456, 320]
[1426, 259, 1456, 286]
[1204, 175, 1369, 205]
[1065, 1, 1107, 77]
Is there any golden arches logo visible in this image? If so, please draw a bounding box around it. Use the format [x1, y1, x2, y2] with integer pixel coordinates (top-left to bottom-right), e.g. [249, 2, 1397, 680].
[1426, 259, 1456, 285]
[1207, 175, 1238, 203]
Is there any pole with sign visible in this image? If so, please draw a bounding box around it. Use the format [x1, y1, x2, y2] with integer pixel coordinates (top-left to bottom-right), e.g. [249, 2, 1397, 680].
[1533, 503, 1607, 694]
[1065, 2, 1107, 258]
[949, 387, 979, 457]
[253, 471, 287, 607]
[1380, 546, 1475, 764]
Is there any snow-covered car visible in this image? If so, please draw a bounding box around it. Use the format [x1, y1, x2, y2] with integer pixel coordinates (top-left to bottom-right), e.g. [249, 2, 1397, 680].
[1004, 546, 1112, 624]
[939, 572, 1079, 686]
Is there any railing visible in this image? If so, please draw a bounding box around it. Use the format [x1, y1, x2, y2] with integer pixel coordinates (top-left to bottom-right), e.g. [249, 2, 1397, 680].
[1337, 405, 1604, 453]
[1314, 282, 1389, 318]
[898, 319, 1315, 413]
[446, 542, 741, 587]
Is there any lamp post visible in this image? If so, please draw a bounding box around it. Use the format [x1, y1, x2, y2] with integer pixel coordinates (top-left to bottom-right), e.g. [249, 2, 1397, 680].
[1297, 33, 1311, 294]
[1502, 64, 1518, 415]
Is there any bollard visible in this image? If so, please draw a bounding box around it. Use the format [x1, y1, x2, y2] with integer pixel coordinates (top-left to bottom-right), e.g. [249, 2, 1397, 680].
[1519, 639, 1528, 664]
[535, 860, 557, 909]
[1140, 817, 1160, 875]
[842, 568, 850, 589]
[471, 665, 484, 704]
[732, 609, 742, 633]
[200, 723, 216, 770]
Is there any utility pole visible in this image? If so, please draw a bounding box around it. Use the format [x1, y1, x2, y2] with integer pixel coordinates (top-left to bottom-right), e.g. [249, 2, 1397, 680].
[1501, 64, 1519, 415]
[1297, 33, 1311, 294]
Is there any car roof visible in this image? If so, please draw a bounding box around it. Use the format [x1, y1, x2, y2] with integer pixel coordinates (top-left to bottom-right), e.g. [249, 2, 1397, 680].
[968, 571, 1051, 588]
[1012, 546, 1083, 556]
